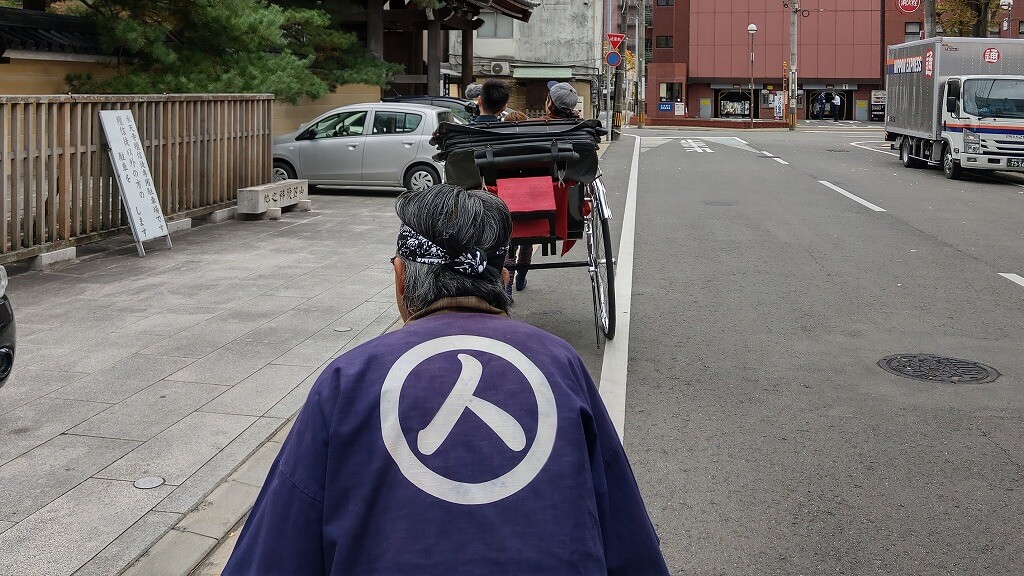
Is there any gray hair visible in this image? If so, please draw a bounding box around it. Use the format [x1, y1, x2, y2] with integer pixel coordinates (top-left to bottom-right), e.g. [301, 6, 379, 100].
[465, 83, 482, 99]
[395, 184, 512, 315]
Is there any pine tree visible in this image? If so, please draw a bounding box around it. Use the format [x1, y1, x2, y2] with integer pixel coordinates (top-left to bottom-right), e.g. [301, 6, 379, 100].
[65, 0, 401, 103]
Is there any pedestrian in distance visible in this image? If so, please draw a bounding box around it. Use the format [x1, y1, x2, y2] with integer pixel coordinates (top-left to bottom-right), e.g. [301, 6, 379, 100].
[222, 183, 671, 576]
[464, 82, 482, 120]
[815, 92, 825, 120]
[832, 92, 842, 122]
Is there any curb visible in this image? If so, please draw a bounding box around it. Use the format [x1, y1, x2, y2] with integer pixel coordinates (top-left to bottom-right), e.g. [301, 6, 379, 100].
[120, 419, 295, 576]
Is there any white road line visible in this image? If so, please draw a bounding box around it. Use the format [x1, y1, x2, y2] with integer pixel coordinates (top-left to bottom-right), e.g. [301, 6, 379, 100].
[600, 134, 640, 442]
[999, 273, 1024, 288]
[851, 140, 899, 157]
[761, 150, 776, 157]
[773, 157, 790, 165]
[819, 180, 887, 212]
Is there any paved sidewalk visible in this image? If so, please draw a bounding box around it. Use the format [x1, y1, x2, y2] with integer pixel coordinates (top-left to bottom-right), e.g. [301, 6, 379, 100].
[0, 192, 401, 576]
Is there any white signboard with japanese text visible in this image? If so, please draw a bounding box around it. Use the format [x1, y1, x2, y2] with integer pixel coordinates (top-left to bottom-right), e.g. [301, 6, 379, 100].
[99, 110, 171, 256]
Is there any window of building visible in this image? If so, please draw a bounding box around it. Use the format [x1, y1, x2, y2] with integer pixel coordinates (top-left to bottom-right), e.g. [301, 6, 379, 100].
[655, 35, 673, 48]
[904, 22, 922, 43]
[659, 82, 683, 102]
[656, 0, 673, 6]
[1019, 20, 1024, 35]
[478, 12, 514, 39]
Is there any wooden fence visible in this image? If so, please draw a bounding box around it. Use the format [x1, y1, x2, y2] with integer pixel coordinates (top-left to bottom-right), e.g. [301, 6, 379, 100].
[0, 94, 274, 263]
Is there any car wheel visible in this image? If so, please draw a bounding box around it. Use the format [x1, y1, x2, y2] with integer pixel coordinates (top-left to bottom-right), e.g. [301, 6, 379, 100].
[404, 165, 440, 192]
[272, 161, 295, 182]
[943, 144, 963, 180]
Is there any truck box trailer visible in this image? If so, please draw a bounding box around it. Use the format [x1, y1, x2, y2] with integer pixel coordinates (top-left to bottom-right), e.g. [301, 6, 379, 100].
[885, 37, 1024, 179]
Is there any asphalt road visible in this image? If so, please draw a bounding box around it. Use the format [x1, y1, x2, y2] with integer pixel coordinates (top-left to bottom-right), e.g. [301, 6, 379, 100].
[513, 122, 1024, 575]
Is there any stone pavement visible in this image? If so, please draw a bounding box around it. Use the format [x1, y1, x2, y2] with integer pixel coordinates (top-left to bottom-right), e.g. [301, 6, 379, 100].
[0, 191, 401, 576]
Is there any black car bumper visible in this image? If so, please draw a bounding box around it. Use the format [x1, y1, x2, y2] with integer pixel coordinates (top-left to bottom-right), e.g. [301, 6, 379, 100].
[0, 294, 14, 388]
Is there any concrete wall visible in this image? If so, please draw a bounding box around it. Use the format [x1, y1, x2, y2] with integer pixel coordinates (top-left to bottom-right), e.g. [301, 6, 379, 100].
[272, 84, 382, 136]
[688, 0, 881, 82]
[0, 57, 114, 94]
[0, 56, 379, 138]
[451, 2, 603, 87]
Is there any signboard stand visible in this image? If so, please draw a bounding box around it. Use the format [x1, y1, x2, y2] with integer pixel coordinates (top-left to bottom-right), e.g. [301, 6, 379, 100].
[99, 110, 172, 257]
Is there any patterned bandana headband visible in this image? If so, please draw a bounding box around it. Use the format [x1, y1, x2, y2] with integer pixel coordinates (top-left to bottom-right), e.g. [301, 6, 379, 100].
[396, 224, 507, 277]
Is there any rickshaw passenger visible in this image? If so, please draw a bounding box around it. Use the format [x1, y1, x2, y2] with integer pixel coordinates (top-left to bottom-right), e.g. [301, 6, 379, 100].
[472, 79, 510, 124]
[222, 184, 670, 576]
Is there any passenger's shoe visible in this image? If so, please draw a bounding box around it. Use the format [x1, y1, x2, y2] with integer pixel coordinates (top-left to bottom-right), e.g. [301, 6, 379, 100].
[515, 274, 527, 291]
[504, 279, 514, 303]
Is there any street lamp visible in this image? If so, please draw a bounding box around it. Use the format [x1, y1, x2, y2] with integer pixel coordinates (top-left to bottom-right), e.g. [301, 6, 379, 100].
[748, 24, 757, 129]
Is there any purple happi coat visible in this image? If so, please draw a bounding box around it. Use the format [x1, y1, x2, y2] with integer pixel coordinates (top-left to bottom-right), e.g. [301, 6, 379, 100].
[224, 311, 669, 576]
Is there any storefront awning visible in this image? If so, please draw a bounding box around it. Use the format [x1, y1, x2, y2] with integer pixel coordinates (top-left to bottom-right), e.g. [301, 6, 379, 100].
[512, 66, 573, 79]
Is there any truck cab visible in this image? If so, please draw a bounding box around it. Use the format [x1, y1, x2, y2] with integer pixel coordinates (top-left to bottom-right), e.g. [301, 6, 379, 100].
[941, 75, 1024, 176]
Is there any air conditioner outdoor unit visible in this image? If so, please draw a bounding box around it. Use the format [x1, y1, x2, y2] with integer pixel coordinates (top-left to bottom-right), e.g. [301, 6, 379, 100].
[490, 61, 510, 76]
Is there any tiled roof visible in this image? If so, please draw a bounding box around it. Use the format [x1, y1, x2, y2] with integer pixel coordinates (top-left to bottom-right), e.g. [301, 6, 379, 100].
[0, 8, 103, 56]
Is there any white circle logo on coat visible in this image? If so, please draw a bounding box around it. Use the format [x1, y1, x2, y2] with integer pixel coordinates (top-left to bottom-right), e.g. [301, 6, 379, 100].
[379, 335, 558, 505]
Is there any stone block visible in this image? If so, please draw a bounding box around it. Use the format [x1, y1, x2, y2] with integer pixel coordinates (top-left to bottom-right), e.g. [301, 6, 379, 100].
[29, 246, 76, 271]
[71, 510, 182, 576]
[204, 207, 236, 224]
[297, 198, 312, 211]
[265, 207, 282, 220]
[165, 218, 192, 233]
[121, 528, 216, 576]
[97, 412, 256, 486]
[176, 480, 260, 539]
[236, 179, 308, 215]
[0, 479, 172, 576]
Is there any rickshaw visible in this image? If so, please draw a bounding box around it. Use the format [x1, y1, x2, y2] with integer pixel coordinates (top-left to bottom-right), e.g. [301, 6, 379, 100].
[431, 119, 615, 345]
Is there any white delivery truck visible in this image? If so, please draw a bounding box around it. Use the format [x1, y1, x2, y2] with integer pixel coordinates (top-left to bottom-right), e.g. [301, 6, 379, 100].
[885, 37, 1024, 179]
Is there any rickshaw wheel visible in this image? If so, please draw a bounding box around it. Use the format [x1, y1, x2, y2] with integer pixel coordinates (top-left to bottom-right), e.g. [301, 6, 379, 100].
[587, 201, 616, 343]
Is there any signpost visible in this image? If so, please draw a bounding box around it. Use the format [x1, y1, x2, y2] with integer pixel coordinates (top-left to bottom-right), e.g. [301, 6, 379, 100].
[605, 51, 622, 67]
[606, 33, 625, 50]
[99, 110, 171, 257]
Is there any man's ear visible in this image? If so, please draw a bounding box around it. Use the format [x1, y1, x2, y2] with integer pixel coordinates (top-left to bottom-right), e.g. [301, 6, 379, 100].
[394, 258, 411, 322]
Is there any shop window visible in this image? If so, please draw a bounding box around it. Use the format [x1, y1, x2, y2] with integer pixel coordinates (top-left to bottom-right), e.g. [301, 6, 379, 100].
[904, 22, 922, 43]
[478, 12, 514, 38]
[656, 0, 673, 5]
[655, 35, 673, 48]
[718, 91, 751, 118]
[659, 82, 683, 102]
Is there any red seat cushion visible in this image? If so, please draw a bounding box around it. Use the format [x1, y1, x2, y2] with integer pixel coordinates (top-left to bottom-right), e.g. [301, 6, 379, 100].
[495, 176, 557, 216]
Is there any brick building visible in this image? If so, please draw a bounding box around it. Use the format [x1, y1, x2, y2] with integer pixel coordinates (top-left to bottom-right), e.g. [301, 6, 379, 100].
[643, 0, 1024, 124]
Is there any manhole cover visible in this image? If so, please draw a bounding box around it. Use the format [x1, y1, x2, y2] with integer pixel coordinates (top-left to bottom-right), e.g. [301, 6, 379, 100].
[878, 354, 1000, 384]
[133, 476, 165, 489]
[826, 149, 850, 153]
[703, 201, 735, 206]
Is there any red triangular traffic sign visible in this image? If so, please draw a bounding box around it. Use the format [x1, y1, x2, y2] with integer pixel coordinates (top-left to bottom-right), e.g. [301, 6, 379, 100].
[607, 33, 626, 50]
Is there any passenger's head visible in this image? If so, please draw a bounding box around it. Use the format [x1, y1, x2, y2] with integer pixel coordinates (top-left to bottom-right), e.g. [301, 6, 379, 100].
[393, 184, 512, 319]
[479, 79, 510, 116]
[465, 83, 482, 100]
[545, 81, 580, 119]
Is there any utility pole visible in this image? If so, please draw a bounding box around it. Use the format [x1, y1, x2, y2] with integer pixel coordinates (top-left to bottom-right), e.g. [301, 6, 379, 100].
[637, 0, 647, 128]
[788, 0, 799, 131]
[924, 0, 937, 38]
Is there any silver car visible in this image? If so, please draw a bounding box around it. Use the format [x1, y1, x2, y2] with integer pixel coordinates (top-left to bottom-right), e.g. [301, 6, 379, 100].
[272, 102, 457, 191]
